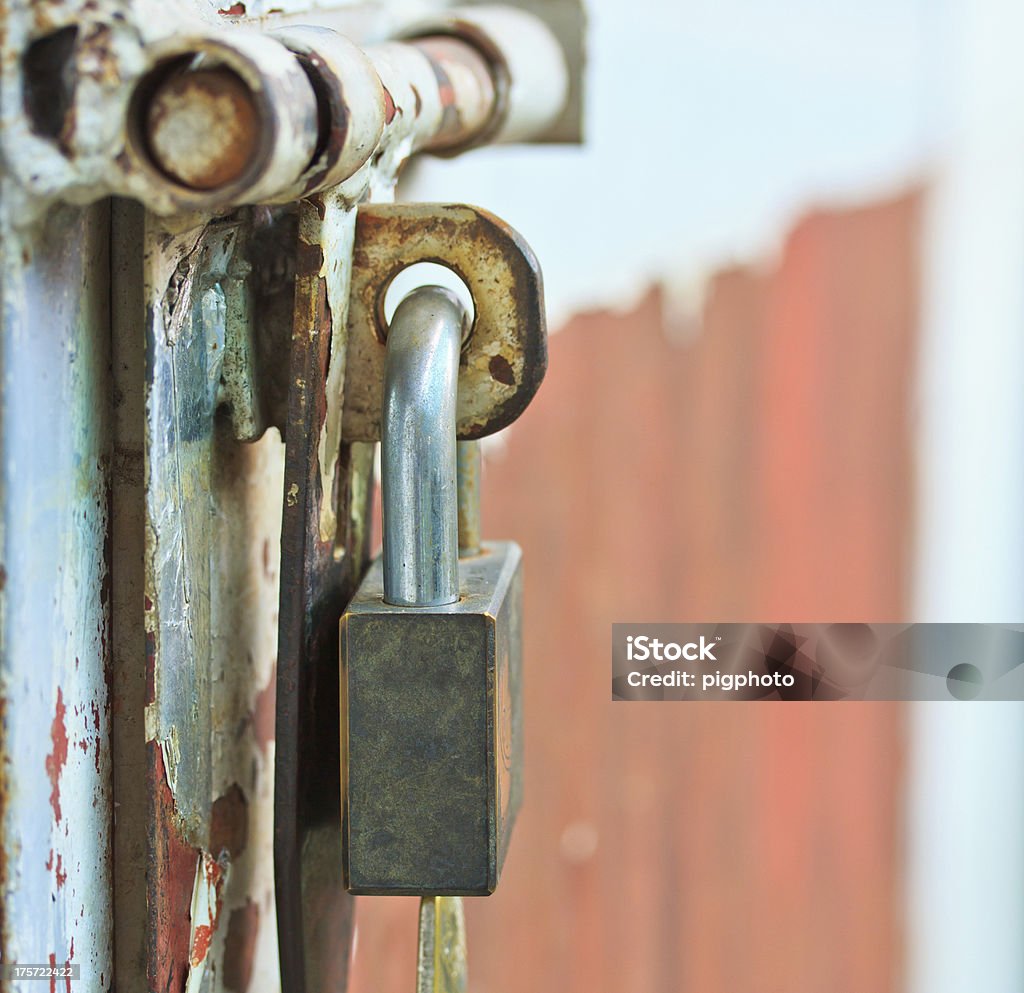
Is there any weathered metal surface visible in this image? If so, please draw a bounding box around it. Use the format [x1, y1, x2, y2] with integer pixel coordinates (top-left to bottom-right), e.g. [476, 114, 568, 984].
[2, 5, 578, 991]
[266, 26, 386, 202]
[145, 67, 264, 191]
[274, 194, 375, 993]
[127, 31, 320, 212]
[1, 2, 577, 222]
[416, 896, 468, 993]
[0, 201, 113, 987]
[402, 5, 570, 146]
[340, 540, 523, 895]
[408, 37, 497, 153]
[106, 203, 291, 992]
[343, 202, 547, 441]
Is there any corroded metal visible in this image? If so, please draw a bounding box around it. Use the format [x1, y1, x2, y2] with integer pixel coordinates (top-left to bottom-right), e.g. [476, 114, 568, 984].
[145, 67, 263, 190]
[417, 896, 469, 993]
[411, 36, 497, 153]
[126, 32, 320, 211]
[340, 540, 523, 895]
[0, 2, 576, 222]
[274, 194, 374, 993]
[403, 5, 570, 147]
[267, 26, 387, 202]
[105, 203, 292, 992]
[343, 202, 548, 441]
[0, 200, 114, 990]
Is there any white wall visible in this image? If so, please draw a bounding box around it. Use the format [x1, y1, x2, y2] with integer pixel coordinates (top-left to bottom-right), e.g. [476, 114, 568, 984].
[910, 1, 1024, 990]
[411, 0, 934, 326]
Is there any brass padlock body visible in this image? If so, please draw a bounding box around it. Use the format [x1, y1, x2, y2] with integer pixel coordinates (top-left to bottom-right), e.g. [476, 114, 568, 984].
[340, 540, 523, 895]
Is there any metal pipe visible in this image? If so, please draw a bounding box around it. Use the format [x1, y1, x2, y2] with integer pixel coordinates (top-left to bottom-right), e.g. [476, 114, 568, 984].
[127, 33, 320, 211]
[457, 440, 482, 557]
[382, 286, 467, 606]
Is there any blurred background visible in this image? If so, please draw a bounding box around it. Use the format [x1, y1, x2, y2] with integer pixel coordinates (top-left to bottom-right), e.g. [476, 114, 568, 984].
[348, 1, 1024, 991]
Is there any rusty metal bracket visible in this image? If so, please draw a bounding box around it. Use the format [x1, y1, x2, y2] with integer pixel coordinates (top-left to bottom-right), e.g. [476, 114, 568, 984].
[342, 202, 548, 441]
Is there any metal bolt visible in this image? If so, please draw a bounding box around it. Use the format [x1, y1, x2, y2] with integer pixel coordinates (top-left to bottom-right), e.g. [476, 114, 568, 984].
[145, 66, 261, 191]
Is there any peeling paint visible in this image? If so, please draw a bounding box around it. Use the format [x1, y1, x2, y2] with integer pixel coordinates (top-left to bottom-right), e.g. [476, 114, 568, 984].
[186, 850, 228, 993]
[46, 688, 69, 823]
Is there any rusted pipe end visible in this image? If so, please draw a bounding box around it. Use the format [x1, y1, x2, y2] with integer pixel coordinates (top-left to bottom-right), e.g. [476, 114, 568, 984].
[403, 6, 569, 147]
[145, 67, 262, 191]
[412, 37, 496, 153]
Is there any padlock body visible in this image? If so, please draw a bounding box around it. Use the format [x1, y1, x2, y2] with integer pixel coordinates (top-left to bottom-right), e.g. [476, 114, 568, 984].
[340, 540, 523, 895]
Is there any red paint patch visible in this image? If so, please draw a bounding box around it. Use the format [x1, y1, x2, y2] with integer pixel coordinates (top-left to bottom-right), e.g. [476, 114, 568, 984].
[191, 924, 215, 965]
[210, 784, 248, 858]
[382, 88, 396, 125]
[46, 689, 68, 822]
[251, 663, 276, 756]
[223, 900, 260, 993]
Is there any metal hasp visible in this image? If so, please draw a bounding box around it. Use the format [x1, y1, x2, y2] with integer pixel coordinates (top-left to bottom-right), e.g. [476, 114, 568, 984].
[344, 202, 548, 441]
[382, 287, 465, 607]
[340, 290, 524, 896]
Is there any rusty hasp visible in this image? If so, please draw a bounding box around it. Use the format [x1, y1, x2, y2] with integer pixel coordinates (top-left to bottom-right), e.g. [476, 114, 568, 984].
[343, 202, 547, 441]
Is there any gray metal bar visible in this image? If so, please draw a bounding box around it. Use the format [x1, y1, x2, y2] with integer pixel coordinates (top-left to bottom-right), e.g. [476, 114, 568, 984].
[382, 286, 466, 606]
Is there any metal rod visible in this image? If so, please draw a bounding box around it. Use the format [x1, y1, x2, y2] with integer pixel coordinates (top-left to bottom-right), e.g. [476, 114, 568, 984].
[457, 440, 482, 557]
[382, 286, 466, 606]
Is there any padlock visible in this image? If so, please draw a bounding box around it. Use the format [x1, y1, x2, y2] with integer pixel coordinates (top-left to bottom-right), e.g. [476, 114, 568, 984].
[340, 285, 523, 895]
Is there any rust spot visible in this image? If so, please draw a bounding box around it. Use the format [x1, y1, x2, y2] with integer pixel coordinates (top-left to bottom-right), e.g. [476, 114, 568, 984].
[261, 538, 271, 577]
[144, 594, 153, 611]
[218, 1, 246, 12]
[46, 688, 68, 822]
[55, 853, 66, 889]
[382, 87, 396, 125]
[296, 240, 324, 278]
[210, 784, 248, 859]
[223, 900, 260, 992]
[192, 924, 214, 964]
[146, 68, 261, 191]
[252, 662, 276, 756]
[488, 354, 515, 386]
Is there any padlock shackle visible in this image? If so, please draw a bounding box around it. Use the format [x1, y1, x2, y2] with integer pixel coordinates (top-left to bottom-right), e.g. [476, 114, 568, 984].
[382, 286, 467, 606]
